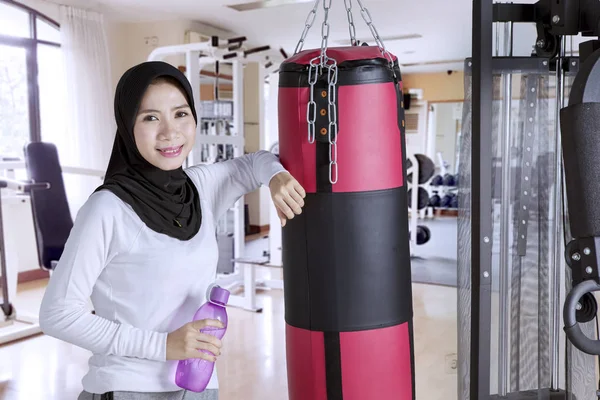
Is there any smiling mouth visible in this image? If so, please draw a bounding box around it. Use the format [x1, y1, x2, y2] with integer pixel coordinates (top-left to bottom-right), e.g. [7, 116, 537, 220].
[157, 145, 184, 158]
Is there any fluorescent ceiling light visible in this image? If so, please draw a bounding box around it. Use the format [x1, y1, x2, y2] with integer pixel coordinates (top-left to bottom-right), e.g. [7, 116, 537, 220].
[401, 59, 465, 67]
[336, 33, 422, 45]
[227, 0, 314, 12]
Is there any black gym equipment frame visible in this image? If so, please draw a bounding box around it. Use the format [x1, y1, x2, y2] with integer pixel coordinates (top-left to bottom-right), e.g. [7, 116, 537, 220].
[471, 0, 600, 399]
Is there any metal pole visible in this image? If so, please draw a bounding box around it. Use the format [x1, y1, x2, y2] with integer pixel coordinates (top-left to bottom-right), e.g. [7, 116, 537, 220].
[498, 20, 513, 397]
[0, 185, 10, 317]
[550, 35, 566, 392]
[471, 0, 494, 397]
[495, 19, 500, 57]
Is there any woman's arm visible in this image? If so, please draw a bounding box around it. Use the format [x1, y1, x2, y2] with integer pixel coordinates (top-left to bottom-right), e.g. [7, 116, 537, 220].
[38, 192, 167, 361]
[192, 150, 287, 220]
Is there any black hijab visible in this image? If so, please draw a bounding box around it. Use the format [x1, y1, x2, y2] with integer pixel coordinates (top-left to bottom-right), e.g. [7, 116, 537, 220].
[96, 61, 201, 241]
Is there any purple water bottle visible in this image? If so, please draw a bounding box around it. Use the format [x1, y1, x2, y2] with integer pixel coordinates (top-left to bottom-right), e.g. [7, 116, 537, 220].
[175, 285, 230, 392]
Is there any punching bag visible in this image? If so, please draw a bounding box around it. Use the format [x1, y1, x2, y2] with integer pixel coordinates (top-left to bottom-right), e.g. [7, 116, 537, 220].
[277, 5, 415, 399]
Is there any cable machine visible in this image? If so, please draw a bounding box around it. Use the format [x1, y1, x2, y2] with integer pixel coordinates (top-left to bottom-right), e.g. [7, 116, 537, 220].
[462, 0, 600, 399]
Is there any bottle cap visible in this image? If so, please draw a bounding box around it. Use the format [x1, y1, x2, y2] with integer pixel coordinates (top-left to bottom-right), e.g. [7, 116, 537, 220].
[209, 285, 230, 305]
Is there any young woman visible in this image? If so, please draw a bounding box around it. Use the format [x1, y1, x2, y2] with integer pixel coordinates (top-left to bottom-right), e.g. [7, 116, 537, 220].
[38, 61, 305, 400]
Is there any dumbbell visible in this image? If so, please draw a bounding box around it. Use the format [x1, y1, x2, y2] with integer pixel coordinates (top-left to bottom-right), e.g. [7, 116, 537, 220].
[430, 175, 444, 186]
[443, 174, 456, 186]
[440, 192, 456, 208]
[429, 193, 441, 207]
[450, 194, 458, 208]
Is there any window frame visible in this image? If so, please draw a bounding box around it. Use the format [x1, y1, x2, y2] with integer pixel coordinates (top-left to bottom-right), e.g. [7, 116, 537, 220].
[0, 0, 60, 144]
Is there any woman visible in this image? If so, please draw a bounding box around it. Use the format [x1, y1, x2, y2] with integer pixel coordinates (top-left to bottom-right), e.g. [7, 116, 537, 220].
[38, 61, 305, 400]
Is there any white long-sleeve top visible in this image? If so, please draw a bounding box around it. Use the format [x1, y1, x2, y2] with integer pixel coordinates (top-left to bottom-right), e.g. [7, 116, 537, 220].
[39, 151, 286, 394]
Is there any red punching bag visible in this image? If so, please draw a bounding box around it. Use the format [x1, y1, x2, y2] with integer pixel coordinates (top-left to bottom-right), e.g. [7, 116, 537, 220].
[277, 2, 415, 400]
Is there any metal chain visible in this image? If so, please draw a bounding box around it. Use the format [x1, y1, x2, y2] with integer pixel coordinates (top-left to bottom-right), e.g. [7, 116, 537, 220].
[318, 0, 332, 66]
[297, 0, 340, 184]
[355, 0, 396, 77]
[343, 0, 358, 46]
[319, 0, 338, 183]
[296, 0, 320, 144]
[306, 61, 318, 144]
[327, 62, 338, 184]
[293, 0, 320, 55]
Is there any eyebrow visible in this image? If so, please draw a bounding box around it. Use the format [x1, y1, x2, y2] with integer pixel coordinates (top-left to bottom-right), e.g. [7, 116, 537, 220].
[138, 104, 190, 114]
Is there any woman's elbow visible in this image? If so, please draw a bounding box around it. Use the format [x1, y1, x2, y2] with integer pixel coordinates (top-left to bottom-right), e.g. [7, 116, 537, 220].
[38, 302, 58, 336]
[38, 297, 70, 338]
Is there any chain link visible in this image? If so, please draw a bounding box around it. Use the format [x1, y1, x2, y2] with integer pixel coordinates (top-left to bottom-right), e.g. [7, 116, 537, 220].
[343, 0, 357, 46]
[327, 62, 338, 184]
[293, 0, 320, 55]
[306, 60, 319, 144]
[319, 0, 338, 184]
[355, 0, 396, 77]
[319, 0, 332, 66]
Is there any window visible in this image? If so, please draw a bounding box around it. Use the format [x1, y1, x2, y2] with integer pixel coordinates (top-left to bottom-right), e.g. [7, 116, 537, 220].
[0, 0, 63, 161]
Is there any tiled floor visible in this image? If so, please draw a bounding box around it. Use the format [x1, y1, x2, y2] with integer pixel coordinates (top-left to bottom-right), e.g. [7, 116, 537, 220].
[0, 277, 458, 400]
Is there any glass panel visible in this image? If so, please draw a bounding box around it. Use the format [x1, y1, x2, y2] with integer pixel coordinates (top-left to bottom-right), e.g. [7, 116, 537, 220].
[36, 17, 60, 43]
[0, 3, 30, 39]
[457, 67, 592, 399]
[0, 44, 30, 159]
[37, 44, 67, 160]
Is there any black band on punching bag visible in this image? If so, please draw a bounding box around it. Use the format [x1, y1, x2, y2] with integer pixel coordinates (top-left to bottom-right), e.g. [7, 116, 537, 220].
[324, 332, 343, 399]
[282, 187, 412, 332]
[279, 58, 398, 88]
[316, 143, 332, 193]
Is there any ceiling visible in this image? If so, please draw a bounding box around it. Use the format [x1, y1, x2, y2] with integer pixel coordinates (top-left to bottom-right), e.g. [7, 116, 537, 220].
[50, 0, 587, 74]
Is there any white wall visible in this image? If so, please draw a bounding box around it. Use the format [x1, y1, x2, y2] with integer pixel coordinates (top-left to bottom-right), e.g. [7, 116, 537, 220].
[107, 20, 231, 91]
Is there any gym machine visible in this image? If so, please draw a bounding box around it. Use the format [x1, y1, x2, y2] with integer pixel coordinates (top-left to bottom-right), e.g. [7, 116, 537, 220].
[406, 154, 434, 251]
[0, 142, 115, 345]
[0, 177, 49, 344]
[461, 0, 600, 399]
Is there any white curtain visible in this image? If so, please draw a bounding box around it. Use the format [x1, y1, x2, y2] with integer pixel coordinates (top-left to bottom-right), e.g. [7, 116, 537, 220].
[58, 6, 114, 216]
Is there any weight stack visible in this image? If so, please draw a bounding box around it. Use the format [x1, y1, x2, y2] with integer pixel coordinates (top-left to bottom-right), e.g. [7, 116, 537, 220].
[278, 46, 415, 400]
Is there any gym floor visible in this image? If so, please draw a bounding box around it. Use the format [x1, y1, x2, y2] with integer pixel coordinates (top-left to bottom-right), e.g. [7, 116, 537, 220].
[0, 218, 459, 400]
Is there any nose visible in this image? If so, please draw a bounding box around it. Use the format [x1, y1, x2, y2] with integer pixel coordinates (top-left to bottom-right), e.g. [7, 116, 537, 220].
[158, 118, 179, 141]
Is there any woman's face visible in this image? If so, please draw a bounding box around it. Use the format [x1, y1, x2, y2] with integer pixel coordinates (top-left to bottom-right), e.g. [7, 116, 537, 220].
[133, 80, 196, 170]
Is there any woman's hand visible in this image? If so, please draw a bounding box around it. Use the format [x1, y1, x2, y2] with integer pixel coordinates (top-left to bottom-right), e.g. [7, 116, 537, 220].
[166, 319, 224, 361]
[269, 171, 306, 227]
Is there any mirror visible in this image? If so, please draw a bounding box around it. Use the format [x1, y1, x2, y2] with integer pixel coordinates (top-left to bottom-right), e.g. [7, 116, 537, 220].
[427, 101, 463, 176]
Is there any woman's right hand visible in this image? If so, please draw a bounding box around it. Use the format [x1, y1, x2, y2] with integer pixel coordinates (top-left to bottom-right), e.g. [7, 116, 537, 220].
[166, 319, 224, 361]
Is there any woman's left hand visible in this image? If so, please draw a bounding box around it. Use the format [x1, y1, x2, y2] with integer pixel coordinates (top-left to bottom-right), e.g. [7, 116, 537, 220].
[269, 171, 306, 227]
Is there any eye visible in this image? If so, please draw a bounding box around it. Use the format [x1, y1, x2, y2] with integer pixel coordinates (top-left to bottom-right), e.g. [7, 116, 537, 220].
[176, 111, 189, 118]
[143, 115, 158, 122]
